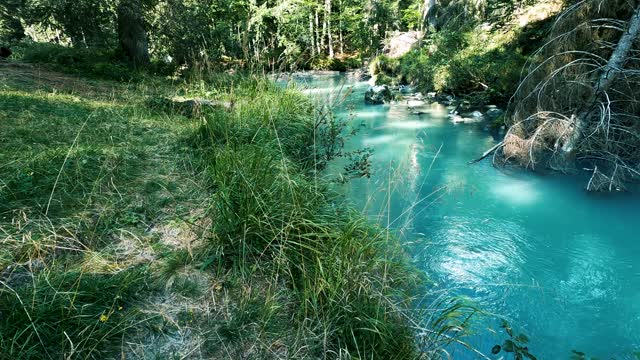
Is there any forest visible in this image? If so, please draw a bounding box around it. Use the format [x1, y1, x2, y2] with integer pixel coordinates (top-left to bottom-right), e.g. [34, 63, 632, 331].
[1, 0, 640, 359]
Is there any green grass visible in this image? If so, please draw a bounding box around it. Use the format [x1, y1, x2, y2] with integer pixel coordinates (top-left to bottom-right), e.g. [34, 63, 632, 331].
[0, 265, 156, 360]
[0, 57, 472, 359]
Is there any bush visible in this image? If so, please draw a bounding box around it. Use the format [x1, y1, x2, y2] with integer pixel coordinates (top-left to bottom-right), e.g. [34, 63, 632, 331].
[382, 25, 529, 105]
[12, 42, 141, 81]
[309, 56, 362, 71]
[193, 77, 422, 358]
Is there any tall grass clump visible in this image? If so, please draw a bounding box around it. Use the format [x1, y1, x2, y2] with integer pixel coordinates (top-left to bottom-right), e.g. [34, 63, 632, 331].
[0, 261, 154, 360]
[192, 77, 424, 358]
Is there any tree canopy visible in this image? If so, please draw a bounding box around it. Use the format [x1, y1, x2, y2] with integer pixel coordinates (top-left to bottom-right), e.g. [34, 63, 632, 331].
[1, 0, 536, 69]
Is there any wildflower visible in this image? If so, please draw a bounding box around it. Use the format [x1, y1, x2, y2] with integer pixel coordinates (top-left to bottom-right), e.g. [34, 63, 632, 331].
[99, 314, 109, 323]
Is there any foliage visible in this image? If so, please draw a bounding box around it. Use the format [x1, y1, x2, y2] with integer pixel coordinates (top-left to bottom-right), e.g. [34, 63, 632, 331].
[5, 0, 413, 70]
[0, 266, 154, 359]
[492, 320, 537, 360]
[0, 60, 475, 358]
[13, 42, 139, 81]
[21, 0, 118, 46]
[309, 55, 362, 71]
[373, 6, 555, 105]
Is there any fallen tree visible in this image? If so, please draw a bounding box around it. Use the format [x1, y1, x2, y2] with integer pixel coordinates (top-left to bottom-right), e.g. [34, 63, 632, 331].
[499, 0, 640, 191]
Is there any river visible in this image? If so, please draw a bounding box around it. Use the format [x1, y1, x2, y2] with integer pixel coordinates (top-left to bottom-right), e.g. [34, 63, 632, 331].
[288, 73, 640, 360]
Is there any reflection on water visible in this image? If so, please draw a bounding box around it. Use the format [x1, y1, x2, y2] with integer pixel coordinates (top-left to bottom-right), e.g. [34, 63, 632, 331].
[288, 73, 640, 359]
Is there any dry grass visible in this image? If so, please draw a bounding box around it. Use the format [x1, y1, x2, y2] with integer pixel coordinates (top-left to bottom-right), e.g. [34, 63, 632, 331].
[503, 0, 640, 190]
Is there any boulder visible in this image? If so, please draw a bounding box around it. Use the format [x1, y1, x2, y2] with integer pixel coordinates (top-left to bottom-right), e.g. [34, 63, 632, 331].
[485, 107, 504, 119]
[383, 31, 423, 59]
[347, 68, 371, 81]
[364, 85, 392, 104]
[450, 114, 482, 124]
[462, 110, 484, 119]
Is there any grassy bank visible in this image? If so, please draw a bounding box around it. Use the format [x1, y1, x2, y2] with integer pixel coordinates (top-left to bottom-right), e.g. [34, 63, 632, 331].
[0, 51, 471, 358]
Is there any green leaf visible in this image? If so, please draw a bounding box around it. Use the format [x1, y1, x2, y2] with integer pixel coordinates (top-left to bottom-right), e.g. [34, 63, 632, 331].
[503, 340, 516, 352]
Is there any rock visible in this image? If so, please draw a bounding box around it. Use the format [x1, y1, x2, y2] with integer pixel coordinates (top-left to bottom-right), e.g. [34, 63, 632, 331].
[383, 31, 423, 59]
[347, 68, 371, 81]
[406, 99, 426, 108]
[462, 110, 484, 118]
[364, 85, 392, 105]
[450, 114, 482, 124]
[0, 47, 12, 59]
[435, 93, 456, 105]
[399, 84, 416, 94]
[486, 107, 504, 119]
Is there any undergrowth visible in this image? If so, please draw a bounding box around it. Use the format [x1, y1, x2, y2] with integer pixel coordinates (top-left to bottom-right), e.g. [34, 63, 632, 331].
[372, 4, 557, 106]
[0, 58, 470, 359]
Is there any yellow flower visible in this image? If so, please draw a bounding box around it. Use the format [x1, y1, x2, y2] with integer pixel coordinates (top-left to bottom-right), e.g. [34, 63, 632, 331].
[118, 306, 123, 311]
[99, 314, 109, 323]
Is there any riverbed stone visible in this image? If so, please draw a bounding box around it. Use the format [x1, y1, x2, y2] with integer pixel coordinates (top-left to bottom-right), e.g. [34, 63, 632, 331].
[364, 85, 392, 104]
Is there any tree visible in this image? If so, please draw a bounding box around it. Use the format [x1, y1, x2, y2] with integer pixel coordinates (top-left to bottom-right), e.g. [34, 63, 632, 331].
[0, 0, 26, 42]
[502, 0, 640, 191]
[325, 0, 334, 58]
[562, 5, 640, 155]
[421, 0, 436, 31]
[117, 0, 150, 65]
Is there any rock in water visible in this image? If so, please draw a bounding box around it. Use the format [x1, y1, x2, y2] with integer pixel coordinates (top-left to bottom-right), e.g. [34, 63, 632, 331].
[0, 47, 12, 59]
[364, 85, 392, 105]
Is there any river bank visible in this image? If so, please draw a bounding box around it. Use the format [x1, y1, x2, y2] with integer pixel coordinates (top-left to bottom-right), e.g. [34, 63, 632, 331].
[0, 60, 471, 359]
[297, 72, 640, 360]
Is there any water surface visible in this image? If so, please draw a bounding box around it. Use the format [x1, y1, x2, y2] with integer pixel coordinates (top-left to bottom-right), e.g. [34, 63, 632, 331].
[291, 73, 640, 359]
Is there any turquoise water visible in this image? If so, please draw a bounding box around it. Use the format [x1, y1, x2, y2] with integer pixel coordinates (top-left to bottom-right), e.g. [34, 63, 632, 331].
[290, 73, 640, 359]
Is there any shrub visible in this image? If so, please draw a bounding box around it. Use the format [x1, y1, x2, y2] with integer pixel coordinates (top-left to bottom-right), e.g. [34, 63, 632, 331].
[193, 78, 423, 358]
[13, 42, 141, 81]
[381, 25, 529, 105]
[309, 56, 362, 71]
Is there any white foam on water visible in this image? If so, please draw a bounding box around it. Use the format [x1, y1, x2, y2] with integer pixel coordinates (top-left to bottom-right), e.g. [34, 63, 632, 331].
[491, 179, 539, 204]
[381, 120, 432, 130]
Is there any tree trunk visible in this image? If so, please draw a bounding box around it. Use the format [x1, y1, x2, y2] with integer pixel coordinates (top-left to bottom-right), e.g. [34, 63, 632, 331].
[325, 0, 334, 58]
[242, 19, 250, 61]
[117, 0, 150, 66]
[315, 9, 322, 54]
[562, 5, 640, 154]
[421, 0, 436, 31]
[338, 0, 344, 54]
[321, 6, 327, 52]
[309, 13, 316, 56]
